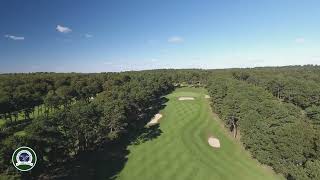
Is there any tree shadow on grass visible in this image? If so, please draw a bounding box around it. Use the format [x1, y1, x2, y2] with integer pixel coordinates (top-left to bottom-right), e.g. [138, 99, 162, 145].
[51, 97, 168, 180]
[132, 124, 162, 145]
[62, 125, 163, 180]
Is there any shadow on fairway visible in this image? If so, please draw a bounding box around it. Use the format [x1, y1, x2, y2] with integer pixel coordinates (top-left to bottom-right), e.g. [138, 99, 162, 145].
[50, 97, 168, 180]
[132, 124, 162, 145]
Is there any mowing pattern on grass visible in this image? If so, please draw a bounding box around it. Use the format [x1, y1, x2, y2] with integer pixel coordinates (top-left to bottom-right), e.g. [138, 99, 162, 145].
[117, 88, 283, 180]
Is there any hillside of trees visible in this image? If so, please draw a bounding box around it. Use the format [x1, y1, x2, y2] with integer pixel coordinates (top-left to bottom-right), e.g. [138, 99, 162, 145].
[1, 66, 320, 179]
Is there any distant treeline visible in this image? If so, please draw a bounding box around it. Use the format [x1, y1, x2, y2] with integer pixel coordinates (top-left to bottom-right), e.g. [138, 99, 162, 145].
[0, 70, 202, 179]
[1, 66, 320, 179]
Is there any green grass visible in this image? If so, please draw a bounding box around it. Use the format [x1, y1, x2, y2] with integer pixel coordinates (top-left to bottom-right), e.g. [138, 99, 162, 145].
[0, 104, 53, 128]
[14, 130, 26, 137]
[0, 119, 5, 127]
[117, 87, 283, 180]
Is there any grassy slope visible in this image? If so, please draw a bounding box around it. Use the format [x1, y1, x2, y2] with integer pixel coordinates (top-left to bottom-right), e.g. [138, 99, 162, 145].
[117, 87, 283, 180]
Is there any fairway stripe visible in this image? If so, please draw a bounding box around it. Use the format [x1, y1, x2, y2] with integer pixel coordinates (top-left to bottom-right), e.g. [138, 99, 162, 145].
[118, 88, 282, 180]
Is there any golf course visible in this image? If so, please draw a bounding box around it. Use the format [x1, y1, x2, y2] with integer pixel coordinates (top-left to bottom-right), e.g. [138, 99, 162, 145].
[117, 87, 283, 180]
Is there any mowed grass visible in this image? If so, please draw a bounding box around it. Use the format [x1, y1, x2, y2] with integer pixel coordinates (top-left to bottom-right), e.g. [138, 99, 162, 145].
[117, 87, 283, 180]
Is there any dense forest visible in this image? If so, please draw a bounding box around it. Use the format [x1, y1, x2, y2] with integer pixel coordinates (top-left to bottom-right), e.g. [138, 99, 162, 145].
[0, 66, 319, 179]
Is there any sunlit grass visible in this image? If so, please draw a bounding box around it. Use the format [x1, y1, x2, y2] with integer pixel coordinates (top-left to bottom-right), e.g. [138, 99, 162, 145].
[117, 87, 284, 180]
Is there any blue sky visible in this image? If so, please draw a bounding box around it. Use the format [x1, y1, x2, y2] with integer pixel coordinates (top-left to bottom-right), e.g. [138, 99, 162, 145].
[1, 0, 320, 73]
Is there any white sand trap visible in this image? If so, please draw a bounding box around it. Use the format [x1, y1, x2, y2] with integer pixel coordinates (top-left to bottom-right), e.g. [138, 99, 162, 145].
[178, 97, 195, 101]
[208, 137, 221, 148]
[146, 114, 163, 126]
[205, 95, 210, 99]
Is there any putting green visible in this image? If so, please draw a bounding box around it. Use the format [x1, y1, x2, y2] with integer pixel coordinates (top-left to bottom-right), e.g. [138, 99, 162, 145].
[117, 88, 283, 180]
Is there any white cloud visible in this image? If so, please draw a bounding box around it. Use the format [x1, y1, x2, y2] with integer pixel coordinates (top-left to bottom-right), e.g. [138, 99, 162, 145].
[168, 36, 184, 43]
[295, 37, 305, 43]
[84, 34, 93, 38]
[4, 34, 24, 40]
[56, 25, 72, 33]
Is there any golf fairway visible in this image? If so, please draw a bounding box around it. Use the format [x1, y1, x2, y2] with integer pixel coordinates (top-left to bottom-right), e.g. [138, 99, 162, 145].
[117, 87, 283, 180]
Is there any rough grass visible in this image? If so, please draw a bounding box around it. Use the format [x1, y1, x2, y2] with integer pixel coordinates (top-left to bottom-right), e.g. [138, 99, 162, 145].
[117, 87, 284, 180]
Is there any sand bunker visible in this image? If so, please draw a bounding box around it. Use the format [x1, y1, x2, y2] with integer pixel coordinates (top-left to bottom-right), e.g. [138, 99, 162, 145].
[205, 95, 210, 99]
[208, 137, 221, 148]
[146, 114, 163, 126]
[178, 97, 195, 101]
